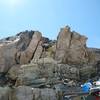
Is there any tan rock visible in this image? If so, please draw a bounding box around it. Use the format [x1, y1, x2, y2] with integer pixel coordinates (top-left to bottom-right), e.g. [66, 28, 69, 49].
[31, 41, 43, 63]
[0, 42, 17, 72]
[55, 26, 89, 64]
[55, 26, 72, 63]
[19, 31, 42, 64]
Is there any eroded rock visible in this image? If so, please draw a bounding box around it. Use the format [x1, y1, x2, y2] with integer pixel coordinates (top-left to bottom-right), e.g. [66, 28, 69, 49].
[0, 41, 18, 73]
[13, 86, 57, 100]
[16, 31, 42, 64]
[0, 87, 11, 100]
[55, 26, 89, 64]
[15, 58, 79, 87]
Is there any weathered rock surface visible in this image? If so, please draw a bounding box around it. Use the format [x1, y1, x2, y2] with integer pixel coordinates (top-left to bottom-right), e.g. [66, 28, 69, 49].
[88, 48, 100, 62]
[31, 41, 43, 63]
[13, 86, 57, 100]
[15, 63, 47, 86]
[0, 86, 58, 100]
[0, 87, 11, 100]
[8, 65, 21, 80]
[79, 65, 96, 80]
[0, 40, 18, 73]
[16, 31, 42, 64]
[0, 26, 99, 100]
[12, 58, 79, 87]
[14, 86, 33, 100]
[55, 26, 89, 64]
[0, 31, 42, 73]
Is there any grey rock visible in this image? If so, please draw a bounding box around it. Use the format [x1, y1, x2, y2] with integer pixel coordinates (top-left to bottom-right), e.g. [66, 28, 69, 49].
[17, 31, 42, 64]
[0, 87, 11, 100]
[14, 86, 33, 100]
[79, 65, 96, 80]
[14, 86, 57, 100]
[15, 58, 79, 86]
[0, 41, 17, 72]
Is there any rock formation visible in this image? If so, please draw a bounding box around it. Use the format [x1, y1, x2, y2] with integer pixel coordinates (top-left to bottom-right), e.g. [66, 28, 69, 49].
[16, 31, 42, 64]
[0, 39, 18, 73]
[0, 26, 99, 100]
[0, 31, 42, 73]
[55, 26, 89, 64]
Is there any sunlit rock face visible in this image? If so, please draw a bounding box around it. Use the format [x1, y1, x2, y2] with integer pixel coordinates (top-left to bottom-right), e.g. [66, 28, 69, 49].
[0, 31, 42, 73]
[55, 26, 89, 64]
[16, 31, 42, 64]
[0, 26, 99, 100]
[0, 40, 18, 73]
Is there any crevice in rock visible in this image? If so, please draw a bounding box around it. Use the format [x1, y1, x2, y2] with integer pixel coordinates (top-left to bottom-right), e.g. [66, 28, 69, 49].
[29, 39, 42, 63]
[69, 32, 73, 49]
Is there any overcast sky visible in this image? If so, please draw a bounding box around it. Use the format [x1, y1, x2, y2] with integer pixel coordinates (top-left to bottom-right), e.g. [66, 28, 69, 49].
[0, 0, 100, 48]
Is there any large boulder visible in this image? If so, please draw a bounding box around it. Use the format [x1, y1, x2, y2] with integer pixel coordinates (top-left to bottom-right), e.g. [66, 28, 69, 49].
[15, 63, 47, 87]
[0, 31, 42, 73]
[14, 57, 79, 86]
[15, 62, 55, 87]
[55, 26, 89, 64]
[16, 31, 42, 64]
[0, 31, 32, 73]
[0, 41, 18, 73]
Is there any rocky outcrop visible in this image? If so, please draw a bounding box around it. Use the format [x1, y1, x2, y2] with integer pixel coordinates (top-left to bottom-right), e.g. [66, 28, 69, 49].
[0, 40, 18, 73]
[0, 31, 42, 73]
[55, 26, 89, 64]
[0, 26, 97, 81]
[8, 57, 79, 87]
[0, 26, 99, 100]
[16, 31, 42, 64]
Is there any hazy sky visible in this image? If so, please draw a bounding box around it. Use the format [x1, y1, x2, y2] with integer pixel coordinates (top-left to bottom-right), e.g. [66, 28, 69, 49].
[0, 0, 100, 48]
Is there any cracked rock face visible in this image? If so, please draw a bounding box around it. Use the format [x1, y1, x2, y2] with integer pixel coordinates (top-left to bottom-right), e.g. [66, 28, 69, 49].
[16, 31, 42, 64]
[0, 41, 18, 73]
[0, 26, 99, 100]
[0, 31, 42, 73]
[55, 26, 89, 64]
